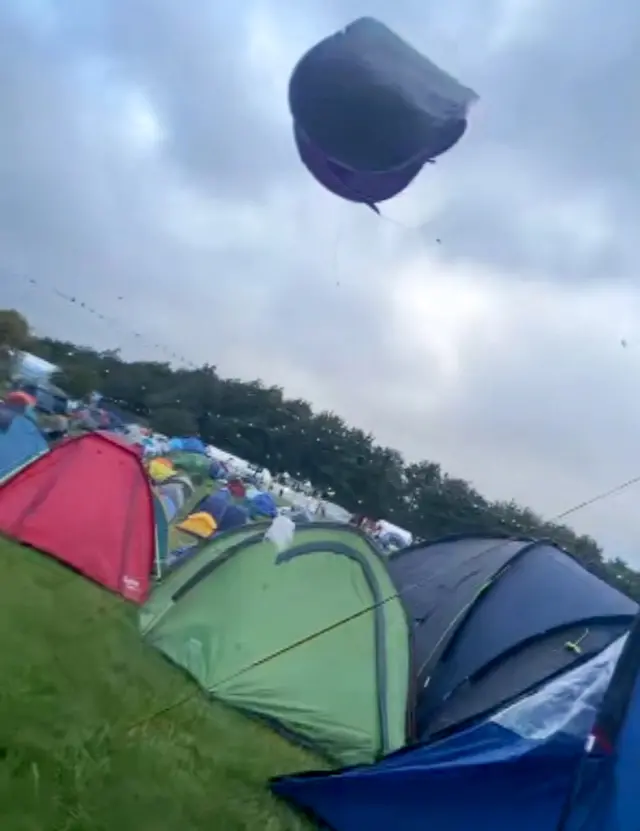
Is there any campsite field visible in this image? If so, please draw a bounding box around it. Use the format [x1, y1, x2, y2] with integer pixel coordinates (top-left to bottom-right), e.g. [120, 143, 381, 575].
[0, 537, 319, 831]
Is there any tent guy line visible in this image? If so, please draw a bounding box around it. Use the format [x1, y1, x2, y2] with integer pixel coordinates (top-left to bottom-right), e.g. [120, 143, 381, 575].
[121, 464, 640, 736]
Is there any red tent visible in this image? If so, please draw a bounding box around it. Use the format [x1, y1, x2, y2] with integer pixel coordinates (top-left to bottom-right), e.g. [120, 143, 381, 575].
[228, 478, 246, 498]
[0, 431, 157, 602]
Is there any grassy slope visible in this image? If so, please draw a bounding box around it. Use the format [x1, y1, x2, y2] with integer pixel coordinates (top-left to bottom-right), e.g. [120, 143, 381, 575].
[0, 538, 319, 831]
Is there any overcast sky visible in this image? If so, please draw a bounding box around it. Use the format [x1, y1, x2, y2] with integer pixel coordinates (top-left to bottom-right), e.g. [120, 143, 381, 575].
[1, 0, 639, 562]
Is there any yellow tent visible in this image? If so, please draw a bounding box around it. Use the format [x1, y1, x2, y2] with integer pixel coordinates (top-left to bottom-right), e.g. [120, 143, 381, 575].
[176, 511, 218, 539]
[148, 458, 175, 482]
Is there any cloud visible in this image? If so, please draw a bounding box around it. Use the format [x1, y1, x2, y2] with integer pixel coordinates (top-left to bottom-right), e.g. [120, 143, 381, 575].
[2, 0, 640, 561]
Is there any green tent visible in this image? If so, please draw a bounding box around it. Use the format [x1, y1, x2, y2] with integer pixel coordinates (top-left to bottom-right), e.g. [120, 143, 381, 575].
[168, 451, 213, 477]
[140, 522, 409, 766]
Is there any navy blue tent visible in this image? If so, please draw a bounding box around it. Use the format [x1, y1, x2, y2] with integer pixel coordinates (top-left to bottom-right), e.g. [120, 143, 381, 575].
[0, 403, 48, 482]
[196, 490, 249, 533]
[386, 535, 636, 743]
[216, 503, 249, 532]
[271, 534, 639, 830]
[197, 490, 232, 521]
[247, 491, 278, 520]
[272, 616, 640, 831]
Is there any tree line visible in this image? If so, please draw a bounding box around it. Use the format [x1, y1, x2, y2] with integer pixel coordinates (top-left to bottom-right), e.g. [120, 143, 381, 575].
[2, 307, 639, 601]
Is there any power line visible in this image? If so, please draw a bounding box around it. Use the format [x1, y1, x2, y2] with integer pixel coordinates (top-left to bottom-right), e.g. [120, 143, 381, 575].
[3, 272, 199, 368]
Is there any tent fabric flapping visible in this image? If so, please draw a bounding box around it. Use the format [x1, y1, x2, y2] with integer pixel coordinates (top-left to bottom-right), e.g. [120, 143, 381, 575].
[142, 531, 636, 769]
[272, 617, 640, 831]
[0, 403, 48, 483]
[0, 432, 167, 603]
[289, 17, 477, 209]
[559, 614, 640, 831]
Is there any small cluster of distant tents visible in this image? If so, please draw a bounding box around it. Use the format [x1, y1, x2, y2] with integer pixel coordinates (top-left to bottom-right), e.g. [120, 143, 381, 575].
[0, 417, 637, 829]
[147, 449, 279, 565]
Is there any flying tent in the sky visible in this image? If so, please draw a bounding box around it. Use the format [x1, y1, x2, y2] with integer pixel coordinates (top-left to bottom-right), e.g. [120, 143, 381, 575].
[289, 17, 478, 212]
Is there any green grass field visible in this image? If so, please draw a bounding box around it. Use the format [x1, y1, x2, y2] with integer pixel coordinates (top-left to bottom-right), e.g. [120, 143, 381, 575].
[0, 537, 320, 831]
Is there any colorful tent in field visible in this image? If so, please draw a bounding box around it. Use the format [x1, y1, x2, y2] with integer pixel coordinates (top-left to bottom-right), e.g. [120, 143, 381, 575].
[272, 618, 640, 831]
[195, 490, 249, 532]
[155, 474, 195, 522]
[176, 511, 218, 540]
[172, 490, 249, 546]
[148, 457, 175, 482]
[247, 490, 278, 519]
[0, 403, 48, 482]
[169, 451, 214, 477]
[0, 432, 168, 602]
[168, 436, 207, 454]
[142, 530, 635, 770]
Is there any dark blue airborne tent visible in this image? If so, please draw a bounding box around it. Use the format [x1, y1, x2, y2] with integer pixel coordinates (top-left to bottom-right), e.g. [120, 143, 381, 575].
[289, 17, 478, 210]
[271, 534, 639, 830]
[0, 403, 48, 482]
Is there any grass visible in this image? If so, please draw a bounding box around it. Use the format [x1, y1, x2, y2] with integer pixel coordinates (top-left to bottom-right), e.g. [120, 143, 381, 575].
[0, 537, 320, 831]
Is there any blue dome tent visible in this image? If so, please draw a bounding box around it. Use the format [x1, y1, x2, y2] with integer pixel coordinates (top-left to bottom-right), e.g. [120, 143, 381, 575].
[193, 490, 249, 533]
[168, 436, 207, 454]
[247, 491, 278, 520]
[273, 629, 640, 831]
[386, 534, 636, 742]
[0, 403, 48, 482]
[271, 534, 638, 831]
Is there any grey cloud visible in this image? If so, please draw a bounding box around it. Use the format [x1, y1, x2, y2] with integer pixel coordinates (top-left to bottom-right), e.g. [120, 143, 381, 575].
[419, 1, 640, 278]
[2, 0, 640, 560]
[93, 0, 296, 196]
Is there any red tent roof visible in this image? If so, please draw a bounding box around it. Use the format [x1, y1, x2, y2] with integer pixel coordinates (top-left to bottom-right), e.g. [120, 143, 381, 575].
[0, 431, 156, 602]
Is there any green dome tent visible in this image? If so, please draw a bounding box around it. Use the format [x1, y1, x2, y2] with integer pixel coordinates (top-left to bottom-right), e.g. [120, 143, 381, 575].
[168, 451, 213, 478]
[140, 522, 409, 766]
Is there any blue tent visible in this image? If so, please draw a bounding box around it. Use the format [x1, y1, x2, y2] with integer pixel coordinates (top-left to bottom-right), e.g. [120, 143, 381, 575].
[272, 620, 640, 831]
[195, 490, 249, 533]
[271, 534, 640, 830]
[217, 503, 249, 532]
[168, 436, 207, 454]
[197, 490, 232, 522]
[209, 459, 225, 479]
[0, 404, 48, 482]
[247, 491, 278, 519]
[559, 613, 640, 831]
